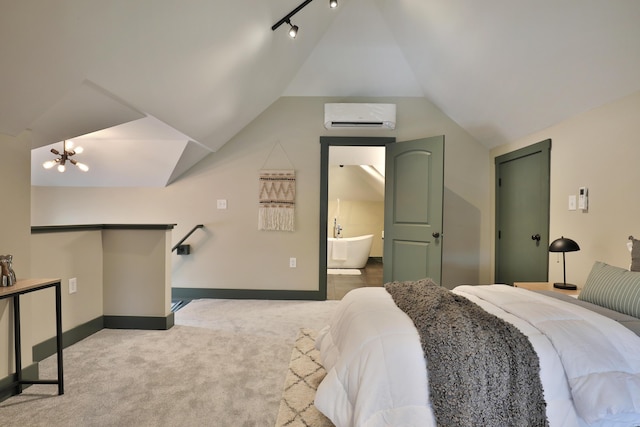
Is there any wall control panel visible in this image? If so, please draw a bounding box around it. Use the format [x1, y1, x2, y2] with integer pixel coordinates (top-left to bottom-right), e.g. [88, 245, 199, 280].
[578, 187, 588, 210]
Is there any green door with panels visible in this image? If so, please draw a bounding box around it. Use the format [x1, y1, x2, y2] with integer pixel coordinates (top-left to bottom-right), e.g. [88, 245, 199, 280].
[383, 136, 444, 285]
[495, 139, 550, 284]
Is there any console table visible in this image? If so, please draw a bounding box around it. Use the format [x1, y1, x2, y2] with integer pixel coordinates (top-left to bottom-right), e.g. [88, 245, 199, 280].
[0, 278, 64, 395]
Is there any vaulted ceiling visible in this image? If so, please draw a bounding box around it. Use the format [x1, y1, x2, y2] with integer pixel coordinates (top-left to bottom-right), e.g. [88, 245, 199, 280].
[2, 0, 639, 187]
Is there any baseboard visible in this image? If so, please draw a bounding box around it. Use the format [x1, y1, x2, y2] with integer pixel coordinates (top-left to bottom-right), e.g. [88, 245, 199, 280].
[103, 313, 174, 330]
[33, 313, 174, 362]
[33, 316, 104, 362]
[172, 288, 326, 301]
[0, 363, 38, 402]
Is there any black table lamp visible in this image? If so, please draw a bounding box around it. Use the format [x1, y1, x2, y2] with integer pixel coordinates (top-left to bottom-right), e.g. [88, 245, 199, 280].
[549, 236, 580, 290]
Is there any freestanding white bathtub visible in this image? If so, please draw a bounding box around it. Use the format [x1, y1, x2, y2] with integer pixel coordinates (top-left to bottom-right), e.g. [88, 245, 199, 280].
[327, 234, 374, 269]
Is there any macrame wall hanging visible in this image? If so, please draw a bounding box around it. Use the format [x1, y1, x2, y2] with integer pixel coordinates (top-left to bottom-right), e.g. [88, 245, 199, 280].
[258, 142, 296, 232]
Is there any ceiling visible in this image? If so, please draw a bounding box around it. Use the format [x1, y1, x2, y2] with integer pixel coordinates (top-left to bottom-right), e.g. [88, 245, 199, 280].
[2, 0, 639, 187]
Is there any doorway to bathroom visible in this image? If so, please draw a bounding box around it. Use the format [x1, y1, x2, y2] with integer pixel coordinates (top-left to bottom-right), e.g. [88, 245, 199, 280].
[327, 150, 387, 299]
[319, 135, 445, 300]
[320, 136, 392, 300]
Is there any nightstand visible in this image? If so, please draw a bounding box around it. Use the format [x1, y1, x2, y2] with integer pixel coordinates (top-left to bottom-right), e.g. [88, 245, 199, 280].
[513, 282, 580, 297]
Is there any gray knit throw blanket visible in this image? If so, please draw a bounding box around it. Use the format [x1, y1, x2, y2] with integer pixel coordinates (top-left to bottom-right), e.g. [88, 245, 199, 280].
[385, 279, 548, 427]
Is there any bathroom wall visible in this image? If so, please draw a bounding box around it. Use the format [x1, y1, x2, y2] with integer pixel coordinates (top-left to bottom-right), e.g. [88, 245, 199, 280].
[328, 164, 384, 257]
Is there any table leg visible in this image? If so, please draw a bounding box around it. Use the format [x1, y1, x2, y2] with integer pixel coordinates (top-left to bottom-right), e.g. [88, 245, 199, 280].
[55, 282, 64, 395]
[13, 294, 22, 394]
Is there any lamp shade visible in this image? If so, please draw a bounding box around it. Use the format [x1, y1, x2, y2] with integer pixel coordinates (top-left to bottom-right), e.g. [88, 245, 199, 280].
[549, 237, 580, 253]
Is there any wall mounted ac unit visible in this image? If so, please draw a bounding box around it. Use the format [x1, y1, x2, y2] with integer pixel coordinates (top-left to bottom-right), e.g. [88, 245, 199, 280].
[324, 103, 396, 129]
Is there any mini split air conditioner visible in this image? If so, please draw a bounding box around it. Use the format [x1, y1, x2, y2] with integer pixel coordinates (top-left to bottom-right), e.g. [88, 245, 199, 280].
[324, 103, 396, 129]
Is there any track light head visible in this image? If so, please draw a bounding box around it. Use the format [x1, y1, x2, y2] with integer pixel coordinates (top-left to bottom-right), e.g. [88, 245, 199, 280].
[330, 0, 338, 8]
[288, 21, 298, 38]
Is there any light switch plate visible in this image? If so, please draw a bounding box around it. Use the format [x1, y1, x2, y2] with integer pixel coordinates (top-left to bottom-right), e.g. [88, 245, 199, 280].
[217, 199, 227, 209]
[568, 195, 577, 211]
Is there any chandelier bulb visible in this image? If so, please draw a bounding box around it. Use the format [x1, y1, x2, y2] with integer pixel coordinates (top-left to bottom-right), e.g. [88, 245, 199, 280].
[76, 162, 89, 172]
[57, 164, 66, 173]
[330, 0, 338, 8]
[43, 160, 56, 169]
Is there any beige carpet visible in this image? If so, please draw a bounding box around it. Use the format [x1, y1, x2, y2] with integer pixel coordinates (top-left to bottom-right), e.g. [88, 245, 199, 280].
[275, 329, 334, 427]
[0, 298, 339, 427]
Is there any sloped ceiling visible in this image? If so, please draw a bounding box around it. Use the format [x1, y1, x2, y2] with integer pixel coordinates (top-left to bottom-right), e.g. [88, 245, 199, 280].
[1, 0, 639, 187]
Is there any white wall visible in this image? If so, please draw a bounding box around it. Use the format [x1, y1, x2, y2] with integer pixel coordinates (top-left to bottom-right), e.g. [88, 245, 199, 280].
[0, 132, 32, 378]
[102, 228, 172, 317]
[491, 90, 640, 286]
[30, 230, 103, 344]
[32, 96, 492, 291]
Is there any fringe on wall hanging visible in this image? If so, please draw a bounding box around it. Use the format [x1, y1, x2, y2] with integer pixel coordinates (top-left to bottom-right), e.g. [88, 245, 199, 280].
[258, 169, 296, 231]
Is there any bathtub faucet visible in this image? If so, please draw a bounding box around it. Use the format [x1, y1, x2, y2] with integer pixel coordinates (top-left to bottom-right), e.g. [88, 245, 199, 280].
[333, 218, 342, 238]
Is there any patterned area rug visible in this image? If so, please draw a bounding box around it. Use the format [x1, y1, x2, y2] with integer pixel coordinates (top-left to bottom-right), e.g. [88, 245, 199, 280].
[275, 328, 335, 427]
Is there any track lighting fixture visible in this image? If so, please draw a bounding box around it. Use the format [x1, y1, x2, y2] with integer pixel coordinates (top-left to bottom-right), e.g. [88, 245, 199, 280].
[42, 140, 89, 173]
[271, 0, 337, 38]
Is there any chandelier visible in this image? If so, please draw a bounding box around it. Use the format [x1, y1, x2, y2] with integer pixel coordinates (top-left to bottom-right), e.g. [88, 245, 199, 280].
[42, 140, 89, 172]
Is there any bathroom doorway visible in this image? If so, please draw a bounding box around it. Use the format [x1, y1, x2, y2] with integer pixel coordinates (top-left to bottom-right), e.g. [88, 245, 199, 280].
[319, 136, 393, 300]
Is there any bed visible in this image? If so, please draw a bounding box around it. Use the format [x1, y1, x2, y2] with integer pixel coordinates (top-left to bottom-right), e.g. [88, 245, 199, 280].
[314, 261, 640, 427]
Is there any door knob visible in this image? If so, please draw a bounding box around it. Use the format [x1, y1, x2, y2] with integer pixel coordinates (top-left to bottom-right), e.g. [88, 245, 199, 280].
[432, 232, 440, 238]
[531, 234, 541, 242]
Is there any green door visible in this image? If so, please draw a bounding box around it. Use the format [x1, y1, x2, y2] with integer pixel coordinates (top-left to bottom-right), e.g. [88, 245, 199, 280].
[383, 136, 444, 284]
[495, 140, 551, 284]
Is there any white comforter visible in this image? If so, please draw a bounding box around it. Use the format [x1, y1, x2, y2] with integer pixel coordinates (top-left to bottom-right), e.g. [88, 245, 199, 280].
[315, 285, 640, 427]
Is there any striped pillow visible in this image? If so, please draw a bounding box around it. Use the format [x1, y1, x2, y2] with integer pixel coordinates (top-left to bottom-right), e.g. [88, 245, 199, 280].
[579, 261, 640, 319]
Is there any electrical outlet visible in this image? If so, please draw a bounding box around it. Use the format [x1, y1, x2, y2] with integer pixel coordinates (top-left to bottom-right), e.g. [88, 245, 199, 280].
[217, 199, 227, 209]
[289, 257, 297, 268]
[69, 277, 77, 294]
